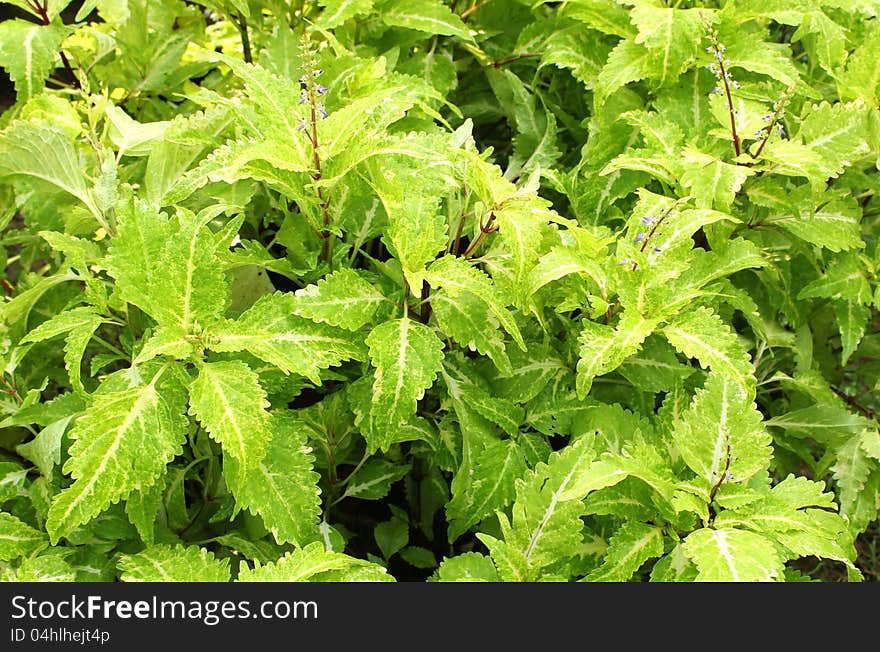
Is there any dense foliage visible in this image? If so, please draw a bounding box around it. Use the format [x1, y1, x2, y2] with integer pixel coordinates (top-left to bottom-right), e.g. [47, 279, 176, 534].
[1, 0, 879, 582]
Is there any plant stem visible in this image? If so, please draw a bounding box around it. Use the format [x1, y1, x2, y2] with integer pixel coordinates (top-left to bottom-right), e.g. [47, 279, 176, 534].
[492, 53, 541, 69]
[462, 211, 497, 259]
[419, 280, 432, 324]
[716, 53, 740, 157]
[707, 444, 733, 524]
[235, 13, 253, 64]
[28, 0, 80, 88]
[303, 61, 333, 269]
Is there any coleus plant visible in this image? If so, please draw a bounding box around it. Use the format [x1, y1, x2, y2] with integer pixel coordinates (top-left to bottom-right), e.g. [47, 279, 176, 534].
[0, 0, 878, 583]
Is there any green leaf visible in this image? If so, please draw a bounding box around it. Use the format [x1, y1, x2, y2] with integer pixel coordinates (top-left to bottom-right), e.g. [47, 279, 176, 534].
[133, 326, 194, 365]
[399, 546, 437, 569]
[105, 196, 172, 319]
[617, 334, 696, 393]
[478, 435, 596, 580]
[118, 544, 231, 582]
[837, 22, 880, 104]
[768, 197, 863, 252]
[557, 456, 630, 502]
[766, 404, 871, 442]
[432, 552, 499, 582]
[105, 104, 170, 157]
[799, 101, 874, 173]
[0, 121, 102, 223]
[188, 360, 271, 474]
[365, 317, 444, 447]
[385, 193, 447, 293]
[672, 373, 773, 487]
[145, 104, 233, 205]
[5, 551, 77, 582]
[425, 255, 525, 350]
[630, 5, 707, 86]
[797, 252, 871, 302]
[375, 516, 408, 559]
[762, 140, 847, 192]
[447, 438, 527, 541]
[663, 307, 755, 395]
[237, 541, 393, 582]
[150, 209, 229, 330]
[595, 39, 654, 106]
[583, 522, 664, 582]
[0, 20, 66, 103]
[716, 483, 858, 572]
[833, 299, 871, 364]
[63, 318, 103, 394]
[540, 24, 611, 89]
[206, 52, 313, 167]
[377, 0, 473, 41]
[291, 269, 386, 331]
[726, 35, 803, 88]
[680, 149, 753, 211]
[683, 527, 783, 581]
[318, 0, 374, 28]
[46, 366, 188, 543]
[524, 243, 607, 299]
[649, 207, 736, 254]
[342, 459, 411, 501]
[831, 429, 880, 524]
[21, 306, 104, 344]
[207, 293, 364, 384]
[792, 11, 847, 74]
[0, 512, 49, 561]
[125, 478, 164, 546]
[558, 1, 630, 34]
[430, 287, 512, 375]
[16, 415, 71, 477]
[225, 413, 323, 546]
[576, 311, 657, 399]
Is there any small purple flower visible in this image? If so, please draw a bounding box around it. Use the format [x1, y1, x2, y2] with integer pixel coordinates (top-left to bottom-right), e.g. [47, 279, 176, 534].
[777, 123, 785, 137]
[316, 85, 329, 95]
[300, 91, 307, 105]
[618, 258, 630, 266]
[761, 113, 773, 122]
[313, 68, 323, 77]
[652, 245, 663, 253]
[640, 215, 654, 226]
[635, 232, 646, 243]
[710, 86, 721, 95]
[317, 104, 328, 119]
[297, 118, 307, 131]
